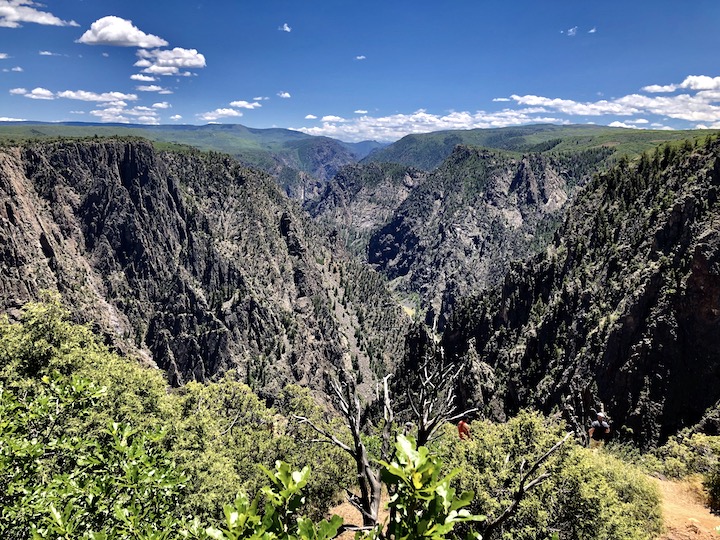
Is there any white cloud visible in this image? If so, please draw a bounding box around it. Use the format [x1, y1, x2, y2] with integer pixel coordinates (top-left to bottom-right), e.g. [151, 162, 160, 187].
[198, 108, 243, 121]
[0, 116, 25, 121]
[608, 121, 639, 129]
[642, 84, 678, 93]
[492, 97, 511, 102]
[39, 50, 61, 56]
[136, 85, 164, 92]
[152, 101, 171, 109]
[57, 90, 138, 102]
[588, 27, 597, 34]
[627, 118, 649, 124]
[304, 114, 317, 120]
[88, 101, 163, 124]
[511, 94, 639, 116]
[158, 89, 174, 94]
[253, 96, 269, 101]
[277, 91, 291, 98]
[23, 87, 55, 100]
[10, 66, 22, 71]
[355, 55, 366, 60]
[567, 26, 578, 37]
[131, 73, 155, 81]
[135, 47, 206, 76]
[680, 75, 720, 91]
[69, 110, 85, 115]
[229, 100, 261, 109]
[279, 22, 291, 32]
[354, 110, 368, 114]
[294, 108, 567, 142]
[0, 53, 8, 59]
[77, 16, 167, 48]
[170, 114, 182, 121]
[9, 87, 26, 95]
[322, 115, 346, 122]
[0, 1, 78, 28]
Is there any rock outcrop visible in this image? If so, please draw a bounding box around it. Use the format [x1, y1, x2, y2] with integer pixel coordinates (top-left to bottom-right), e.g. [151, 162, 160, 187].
[443, 139, 720, 446]
[365, 146, 608, 328]
[0, 140, 408, 400]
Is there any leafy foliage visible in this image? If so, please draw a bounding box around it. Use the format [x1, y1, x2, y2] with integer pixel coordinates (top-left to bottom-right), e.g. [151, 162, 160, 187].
[376, 435, 485, 540]
[436, 412, 661, 540]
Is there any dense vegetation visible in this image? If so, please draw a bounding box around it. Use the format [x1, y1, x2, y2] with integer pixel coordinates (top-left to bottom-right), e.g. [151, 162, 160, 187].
[5, 298, 716, 539]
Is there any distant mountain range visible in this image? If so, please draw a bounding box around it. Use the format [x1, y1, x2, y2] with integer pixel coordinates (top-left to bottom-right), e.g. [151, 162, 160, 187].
[0, 121, 386, 200]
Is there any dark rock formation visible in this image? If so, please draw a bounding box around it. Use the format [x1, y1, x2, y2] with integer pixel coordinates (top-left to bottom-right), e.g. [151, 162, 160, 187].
[443, 139, 720, 446]
[0, 140, 408, 400]
[365, 146, 607, 329]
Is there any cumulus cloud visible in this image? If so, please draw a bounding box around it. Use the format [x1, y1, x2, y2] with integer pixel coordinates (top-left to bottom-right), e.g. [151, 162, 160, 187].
[0, 116, 25, 121]
[277, 91, 291, 98]
[506, 75, 720, 124]
[229, 100, 261, 109]
[608, 121, 639, 129]
[135, 47, 206, 76]
[0, 1, 78, 28]
[19, 87, 55, 99]
[642, 84, 678, 93]
[170, 114, 182, 120]
[152, 101, 171, 109]
[198, 108, 243, 121]
[567, 26, 578, 37]
[77, 16, 167, 48]
[322, 115, 346, 122]
[39, 50, 61, 56]
[294, 108, 566, 142]
[131, 73, 155, 81]
[355, 55, 366, 60]
[304, 114, 317, 120]
[492, 97, 511, 102]
[279, 22, 291, 32]
[10, 66, 21, 71]
[680, 75, 720, 91]
[354, 110, 368, 114]
[136, 85, 163, 92]
[57, 89, 138, 102]
[254, 96, 269, 101]
[0, 53, 8, 59]
[588, 27, 597, 33]
[88, 101, 163, 124]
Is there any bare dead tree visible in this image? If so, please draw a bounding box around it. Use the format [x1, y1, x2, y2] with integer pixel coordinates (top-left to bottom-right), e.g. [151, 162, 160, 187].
[408, 348, 478, 447]
[294, 375, 393, 527]
[481, 432, 573, 540]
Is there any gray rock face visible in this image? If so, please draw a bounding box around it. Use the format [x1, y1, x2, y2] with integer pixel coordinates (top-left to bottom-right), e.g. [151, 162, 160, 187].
[365, 146, 604, 329]
[443, 140, 720, 446]
[0, 140, 408, 399]
[306, 162, 427, 256]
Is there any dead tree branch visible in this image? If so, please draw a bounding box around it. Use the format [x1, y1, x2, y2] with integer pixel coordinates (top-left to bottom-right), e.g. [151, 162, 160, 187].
[482, 432, 573, 540]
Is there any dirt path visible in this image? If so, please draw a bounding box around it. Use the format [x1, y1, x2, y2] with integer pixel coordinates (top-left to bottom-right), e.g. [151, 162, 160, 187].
[655, 477, 720, 540]
[330, 477, 720, 539]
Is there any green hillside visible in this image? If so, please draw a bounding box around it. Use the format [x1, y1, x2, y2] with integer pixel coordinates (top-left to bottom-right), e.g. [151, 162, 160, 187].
[363, 124, 718, 170]
[0, 122, 382, 183]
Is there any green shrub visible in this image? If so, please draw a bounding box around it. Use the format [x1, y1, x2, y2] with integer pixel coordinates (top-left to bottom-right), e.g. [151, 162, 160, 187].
[435, 411, 662, 540]
[704, 462, 720, 514]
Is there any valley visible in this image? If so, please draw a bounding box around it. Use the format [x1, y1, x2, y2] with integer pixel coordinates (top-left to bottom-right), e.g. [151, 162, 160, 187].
[1, 123, 719, 539]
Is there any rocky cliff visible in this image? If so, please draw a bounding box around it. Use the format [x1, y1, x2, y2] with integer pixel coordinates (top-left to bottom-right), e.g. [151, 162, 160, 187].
[306, 162, 427, 256]
[443, 138, 720, 446]
[0, 139, 408, 399]
[365, 146, 610, 329]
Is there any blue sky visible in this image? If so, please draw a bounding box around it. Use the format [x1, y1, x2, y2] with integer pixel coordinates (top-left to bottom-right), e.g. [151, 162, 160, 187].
[1, 1, 720, 141]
